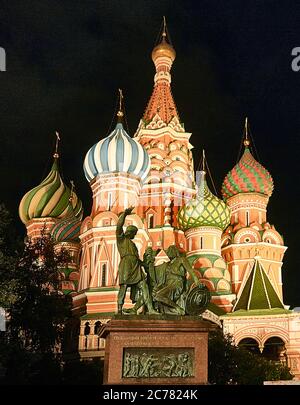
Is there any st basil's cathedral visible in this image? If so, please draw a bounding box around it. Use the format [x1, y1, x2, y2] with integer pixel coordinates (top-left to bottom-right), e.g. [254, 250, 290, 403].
[18, 23, 300, 378]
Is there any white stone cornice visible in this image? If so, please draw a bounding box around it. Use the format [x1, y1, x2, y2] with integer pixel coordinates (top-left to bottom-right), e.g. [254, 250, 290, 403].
[221, 242, 287, 251]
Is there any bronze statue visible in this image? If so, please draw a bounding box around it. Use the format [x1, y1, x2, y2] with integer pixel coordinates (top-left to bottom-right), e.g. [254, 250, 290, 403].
[150, 245, 201, 315]
[116, 207, 158, 315]
[116, 209, 210, 316]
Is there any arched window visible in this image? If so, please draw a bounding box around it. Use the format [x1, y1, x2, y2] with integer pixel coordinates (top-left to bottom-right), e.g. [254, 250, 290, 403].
[101, 263, 107, 286]
[238, 338, 260, 355]
[94, 321, 102, 350]
[107, 192, 112, 210]
[246, 211, 250, 226]
[262, 337, 286, 362]
[84, 322, 90, 336]
[148, 213, 154, 229]
[84, 322, 90, 351]
[94, 321, 101, 335]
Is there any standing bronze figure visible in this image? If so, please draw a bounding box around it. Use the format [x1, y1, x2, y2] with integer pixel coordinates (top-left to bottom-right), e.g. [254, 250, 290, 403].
[116, 207, 158, 315]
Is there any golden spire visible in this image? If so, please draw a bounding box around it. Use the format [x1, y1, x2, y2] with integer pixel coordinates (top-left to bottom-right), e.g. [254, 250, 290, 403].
[244, 117, 250, 147]
[202, 149, 206, 172]
[117, 88, 124, 122]
[53, 131, 60, 158]
[162, 16, 167, 39]
[69, 180, 75, 203]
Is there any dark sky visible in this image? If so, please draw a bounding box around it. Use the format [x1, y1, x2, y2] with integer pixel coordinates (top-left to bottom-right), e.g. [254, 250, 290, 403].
[1, 0, 299, 307]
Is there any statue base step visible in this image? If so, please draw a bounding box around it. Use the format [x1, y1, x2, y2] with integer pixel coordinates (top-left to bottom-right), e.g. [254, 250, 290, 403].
[99, 316, 217, 385]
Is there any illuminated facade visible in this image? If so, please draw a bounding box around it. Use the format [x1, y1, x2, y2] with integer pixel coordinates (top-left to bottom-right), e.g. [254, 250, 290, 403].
[19, 24, 300, 378]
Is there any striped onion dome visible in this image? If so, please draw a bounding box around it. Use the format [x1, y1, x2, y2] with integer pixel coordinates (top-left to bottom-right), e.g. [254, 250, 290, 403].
[221, 147, 274, 200]
[51, 212, 81, 242]
[83, 122, 150, 183]
[178, 171, 230, 232]
[19, 158, 83, 225]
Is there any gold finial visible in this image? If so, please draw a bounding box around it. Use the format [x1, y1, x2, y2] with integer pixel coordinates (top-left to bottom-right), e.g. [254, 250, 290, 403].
[162, 16, 167, 38]
[244, 117, 250, 147]
[53, 131, 60, 158]
[117, 88, 124, 121]
[202, 149, 206, 172]
[69, 180, 75, 203]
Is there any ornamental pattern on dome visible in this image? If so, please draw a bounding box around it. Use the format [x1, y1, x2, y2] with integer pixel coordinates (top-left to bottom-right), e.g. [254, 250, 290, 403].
[19, 159, 83, 225]
[221, 147, 274, 200]
[177, 172, 230, 231]
[51, 213, 81, 243]
[83, 123, 150, 183]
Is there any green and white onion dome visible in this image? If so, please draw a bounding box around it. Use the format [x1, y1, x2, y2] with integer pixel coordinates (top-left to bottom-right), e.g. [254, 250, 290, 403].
[177, 171, 230, 231]
[83, 122, 150, 183]
[19, 158, 83, 225]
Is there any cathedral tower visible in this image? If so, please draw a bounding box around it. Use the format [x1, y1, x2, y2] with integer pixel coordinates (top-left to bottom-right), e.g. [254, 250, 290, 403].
[50, 182, 83, 294]
[221, 119, 287, 301]
[76, 94, 151, 315]
[135, 19, 196, 253]
[177, 152, 234, 311]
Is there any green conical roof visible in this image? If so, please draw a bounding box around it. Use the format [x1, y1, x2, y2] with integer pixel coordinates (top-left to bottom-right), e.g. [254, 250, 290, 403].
[234, 259, 284, 311]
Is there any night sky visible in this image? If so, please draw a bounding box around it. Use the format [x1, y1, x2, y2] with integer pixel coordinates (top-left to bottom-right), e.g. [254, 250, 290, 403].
[1, 1, 299, 307]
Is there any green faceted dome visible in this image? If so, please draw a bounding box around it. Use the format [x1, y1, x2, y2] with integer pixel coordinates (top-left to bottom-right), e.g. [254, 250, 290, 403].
[178, 171, 230, 231]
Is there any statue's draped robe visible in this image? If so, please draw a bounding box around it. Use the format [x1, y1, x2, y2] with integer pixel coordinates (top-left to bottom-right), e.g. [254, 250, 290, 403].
[155, 258, 186, 302]
[116, 224, 145, 303]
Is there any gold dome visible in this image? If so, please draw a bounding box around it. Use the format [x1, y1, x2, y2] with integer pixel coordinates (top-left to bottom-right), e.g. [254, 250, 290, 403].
[152, 37, 176, 62]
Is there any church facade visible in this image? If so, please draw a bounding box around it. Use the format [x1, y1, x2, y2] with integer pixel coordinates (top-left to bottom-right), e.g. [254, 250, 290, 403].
[19, 24, 300, 378]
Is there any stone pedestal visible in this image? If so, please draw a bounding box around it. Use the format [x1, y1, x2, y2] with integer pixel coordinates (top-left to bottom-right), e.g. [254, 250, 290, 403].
[100, 316, 216, 385]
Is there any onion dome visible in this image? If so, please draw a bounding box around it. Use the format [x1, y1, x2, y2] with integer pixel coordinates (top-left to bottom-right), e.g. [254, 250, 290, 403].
[221, 120, 274, 200]
[152, 17, 176, 63]
[19, 157, 83, 225]
[83, 91, 150, 183]
[178, 170, 230, 232]
[51, 213, 81, 243]
[152, 35, 176, 63]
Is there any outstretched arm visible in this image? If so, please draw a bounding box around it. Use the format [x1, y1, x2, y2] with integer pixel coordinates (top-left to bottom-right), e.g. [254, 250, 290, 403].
[116, 206, 134, 238]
